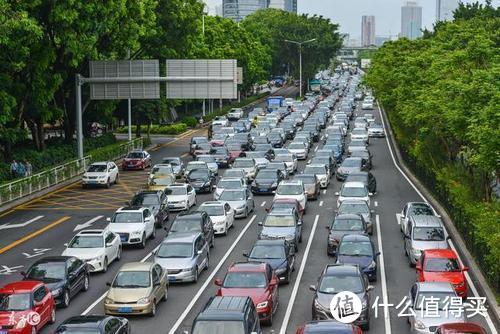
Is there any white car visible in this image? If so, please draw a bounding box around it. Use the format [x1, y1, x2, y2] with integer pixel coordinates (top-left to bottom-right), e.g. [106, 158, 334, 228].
[165, 183, 196, 211]
[362, 99, 374, 110]
[274, 180, 308, 213]
[287, 142, 308, 160]
[212, 116, 229, 127]
[196, 155, 219, 175]
[197, 201, 235, 235]
[232, 158, 257, 180]
[214, 177, 247, 200]
[350, 128, 370, 143]
[107, 207, 156, 248]
[227, 108, 244, 120]
[62, 229, 121, 272]
[336, 181, 371, 207]
[275, 154, 298, 174]
[82, 162, 119, 188]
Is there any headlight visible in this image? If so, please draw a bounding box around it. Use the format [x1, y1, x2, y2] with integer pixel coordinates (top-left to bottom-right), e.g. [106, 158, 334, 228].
[131, 230, 143, 235]
[15, 317, 27, 329]
[271, 182, 278, 187]
[237, 205, 246, 210]
[415, 320, 426, 330]
[256, 301, 268, 309]
[137, 297, 150, 305]
[367, 260, 377, 269]
[51, 288, 62, 297]
[105, 298, 115, 304]
[454, 282, 465, 288]
[275, 267, 286, 275]
[181, 268, 193, 272]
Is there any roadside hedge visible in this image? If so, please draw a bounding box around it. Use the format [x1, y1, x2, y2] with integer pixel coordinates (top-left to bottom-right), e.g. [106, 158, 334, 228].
[115, 124, 188, 135]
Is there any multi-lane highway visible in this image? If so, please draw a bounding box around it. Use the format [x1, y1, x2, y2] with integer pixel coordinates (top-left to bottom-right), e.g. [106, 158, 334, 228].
[0, 83, 496, 334]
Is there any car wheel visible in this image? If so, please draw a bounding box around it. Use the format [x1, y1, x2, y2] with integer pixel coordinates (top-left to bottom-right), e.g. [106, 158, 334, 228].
[210, 234, 215, 248]
[140, 233, 146, 249]
[62, 290, 70, 308]
[106, 178, 111, 188]
[224, 223, 228, 236]
[206, 255, 210, 270]
[49, 307, 56, 324]
[116, 247, 122, 261]
[193, 266, 199, 283]
[102, 258, 108, 273]
[82, 274, 90, 292]
[151, 227, 156, 240]
[149, 301, 156, 317]
[114, 174, 119, 184]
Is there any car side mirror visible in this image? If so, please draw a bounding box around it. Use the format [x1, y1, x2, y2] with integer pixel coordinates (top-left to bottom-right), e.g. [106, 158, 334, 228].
[309, 285, 317, 292]
[258, 221, 263, 226]
[265, 208, 270, 213]
[243, 252, 249, 257]
[106, 282, 111, 286]
[20, 271, 26, 277]
[64, 243, 68, 247]
[106, 217, 111, 222]
[270, 277, 279, 286]
[376, 252, 381, 257]
[367, 285, 374, 292]
[370, 209, 375, 213]
[369, 192, 373, 196]
[214, 278, 222, 286]
[297, 220, 302, 226]
[335, 192, 340, 196]
[197, 250, 203, 255]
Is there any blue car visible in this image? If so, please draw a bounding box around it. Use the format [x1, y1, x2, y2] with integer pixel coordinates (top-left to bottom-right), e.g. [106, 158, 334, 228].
[335, 234, 379, 281]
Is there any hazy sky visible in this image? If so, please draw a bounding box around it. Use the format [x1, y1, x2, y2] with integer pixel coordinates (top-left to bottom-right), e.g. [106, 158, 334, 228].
[204, 0, 499, 38]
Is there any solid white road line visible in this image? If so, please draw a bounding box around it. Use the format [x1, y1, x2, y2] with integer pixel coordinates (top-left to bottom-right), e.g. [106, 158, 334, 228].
[314, 146, 319, 152]
[322, 190, 327, 195]
[319, 201, 324, 207]
[378, 105, 497, 333]
[374, 201, 378, 207]
[308, 159, 311, 164]
[73, 215, 103, 232]
[260, 201, 266, 207]
[0, 215, 44, 230]
[168, 215, 257, 334]
[279, 215, 320, 334]
[376, 215, 392, 334]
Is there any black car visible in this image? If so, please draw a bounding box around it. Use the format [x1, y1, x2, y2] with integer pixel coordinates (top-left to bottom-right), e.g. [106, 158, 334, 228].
[187, 168, 216, 193]
[267, 133, 284, 148]
[251, 168, 284, 194]
[55, 315, 130, 333]
[167, 211, 215, 249]
[244, 239, 295, 284]
[129, 190, 169, 227]
[23, 256, 90, 308]
[345, 171, 376, 194]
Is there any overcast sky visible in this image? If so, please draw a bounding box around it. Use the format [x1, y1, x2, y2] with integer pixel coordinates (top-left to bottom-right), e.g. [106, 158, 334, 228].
[204, 0, 499, 38]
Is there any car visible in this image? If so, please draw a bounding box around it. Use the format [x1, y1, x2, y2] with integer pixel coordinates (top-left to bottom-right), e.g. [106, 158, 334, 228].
[62, 229, 121, 273]
[196, 155, 219, 175]
[0, 281, 55, 333]
[190, 136, 209, 155]
[165, 184, 197, 211]
[129, 190, 169, 227]
[147, 173, 176, 192]
[287, 142, 308, 160]
[353, 118, 368, 129]
[233, 158, 257, 180]
[227, 108, 244, 120]
[167, 211, 215, 248]
[345, 171, 377, 194]
[210, 146, 232, 167]
[214, 177, 247, 200]
[23, 256, 90, 308]
[192, 142, 213, 157]
[162, 157, 184, 177]
[361, 100, 373, 110]
[266, 198, 305, 217]
[55, 315, 130, 334]
[191, 296, 262, 334]
[337, 200, 374, 228]
[219, 188, 255, 218]
[350, 128, 369, 143]
[244, 239, 295, 284]
[214, 262, 279, 325]
[187, 168, 216, 194]
[336, 182, 371, 207]
[265, 161, 289, 179]
[416, 249, 468, 298]
[436, 323, 487, 334]
[259, 206, 303, 249]
[294, 174, 320, 200]
[121, 150, 151, 170]
[407, 282, 465, 333]
[107, 206, 156, 248]
[336, 234, 379, 281]
[368, 123, 385, 137]
[148, 164, 174, 182]
[274, 153, 298, 174]
[349, 150, 372, 170]
[82, 162, 119, 188]
[184, 161, 210, 177]
[296, 321, 363, 334]
[251, 168, 284, 195]
[327, 213, 372, 255]
[322, 145, 343, 163]
[400, 202, 438, 235]
[197, 201, 235, 235]
[212, 116, 229, 127]
[245, 151, 270, 170]
[336, 157, 365, 181]
[310, 156, 336, 177]
[222, 168, 247, 181]
[310, 264, 372, 329]
[303, 164, 330, 188]
[226, 143, 245, 161]
[154, 232, 209, 283]
[404, 215, 449, 267]
[104, 262, 167, 317]
[274, 180, 307, 213]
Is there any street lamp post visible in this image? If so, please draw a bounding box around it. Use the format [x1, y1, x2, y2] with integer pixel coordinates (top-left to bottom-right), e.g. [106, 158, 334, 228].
[284, 38, 317, 98]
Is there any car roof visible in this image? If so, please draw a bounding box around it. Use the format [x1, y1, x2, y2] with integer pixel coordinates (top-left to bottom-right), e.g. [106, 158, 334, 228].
[280, 180, 303, 185]
[117, 206, 146, 212]
[164, 232, 201, 244]
[119, 262, 154, 272]
[90, 162, 108, 166]
[340, 234, 371, 242]
[323, 264, 360, 276]
[199, 296, 251, 319]
[269, 207, 296, 215]
[336, 213, 363, 220]
[200, 201, 225, 207]
[416, 282, 455, 292]
[168, 183, 189, 188]
[228, 262, 267, 273]
[343, 181, 366, 188]
[423, 249, 458, 259]
[60, 315, 110, 328]
[253, 239, 286, 247]
[77, 229, 107, 236]
[411, 215, 443, 227]
[0, 280, 42, 293]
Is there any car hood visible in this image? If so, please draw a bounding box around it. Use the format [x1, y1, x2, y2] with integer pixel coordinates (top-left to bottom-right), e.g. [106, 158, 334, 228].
[412, 240, 449, 251]
[316, 291, 366, 314]
[62, 248, 104, 260]
[223, 200, 246, 209]
[261, 226, 296, 238]
[415, 310, 465, 328]
[155, 257, 195, 270]
[83, 172, 106, 177]
[167, 195, 188, 202]
[422, 272, 464, 285]
[336, 255, 373, 269]
[220, 288, 268, 304]
[106, 287, 152, 303]
[108, 223, 144, 233]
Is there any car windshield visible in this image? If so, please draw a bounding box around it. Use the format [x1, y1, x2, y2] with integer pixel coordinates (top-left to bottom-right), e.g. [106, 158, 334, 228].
[170, 219, 201, 233]
[187, 164, 205, 171]
[226, 144, 242, 151]
[156, 243, 193, 258]
[413, 227, 445, 241]
[276, 155, 293, 162]
[338, 241, 373, 256]
[332, 219, 364, 231]
[415, 292, 456, 310]
[250, 245, 286, 259]
[424, 258, 461, 272]
[163, 158, 180, 166]
[319, 274, 364, 294]
[152, 166, 173, 174]
[150, 176, 174, 186]
[87, 164, 106, 172]
[192, 321, 245, 334]
[267, 163, 285, 170]
[199, 205, 225, 216]
[0, 293, 31, 311]
[295, 176, 316, 184]
[342, 159, 361, 168]
[189, 170, 209, 179]
[127, 152, 143, 159]
[288, 143, 304, 150]
[409, 204, 434, 216]
[219, 190, 245, 201]
[112, 271, 150, 288]
[304, 166, 326, 175]
[165, 187, 187, 196]
[223, 272, 267, 288]
[197, 156, 215, 163]
[264, 215, 295, 227]
[112, 212, 142, 223]
[341, 186, 367, 197]
[132, 194, 159, 206]
[257, 170, 277, 180]
[277, 184, 303, 195]
[68, 236, 103, 248]
[352, 129, 367, 135]
[217, 179, 242, 189]
[27, 262, 66, 280]
[338, 202, 370, 214]
[233, 160, 253, 168]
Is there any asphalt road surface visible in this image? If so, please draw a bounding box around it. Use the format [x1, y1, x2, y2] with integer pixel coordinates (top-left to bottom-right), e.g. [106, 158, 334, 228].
[0, 84, 496, 334]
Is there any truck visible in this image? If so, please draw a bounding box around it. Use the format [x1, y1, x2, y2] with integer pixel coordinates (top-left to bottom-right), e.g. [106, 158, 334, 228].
[266, 96, 285, 112]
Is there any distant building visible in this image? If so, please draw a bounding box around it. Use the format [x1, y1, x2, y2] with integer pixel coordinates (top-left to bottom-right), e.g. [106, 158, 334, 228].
[436, 0, 458, 22]
[268, 0, 297, 13]
[361, 15, 376, 47]
[401, 1, 422, 40]
[340, 33, 350, 47]
[375, 36, 390, 46]
[215, 5, 223, 16]
[223, 0, 268, 22]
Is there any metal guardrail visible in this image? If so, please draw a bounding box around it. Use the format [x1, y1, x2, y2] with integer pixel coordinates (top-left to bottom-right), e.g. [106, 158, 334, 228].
[0, 138, 143, 207]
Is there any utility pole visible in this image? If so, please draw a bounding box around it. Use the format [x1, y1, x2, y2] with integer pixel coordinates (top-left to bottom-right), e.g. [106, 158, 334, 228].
[284, 38, 317, 98]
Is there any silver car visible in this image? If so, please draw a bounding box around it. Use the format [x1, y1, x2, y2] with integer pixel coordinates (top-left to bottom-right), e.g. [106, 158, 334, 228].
[214, 177, 247, 200]
[154, 232, 209, 283]
[408, 282, 464, 334]
[404, 215, 449, 266]
[219, 188, 255, 218]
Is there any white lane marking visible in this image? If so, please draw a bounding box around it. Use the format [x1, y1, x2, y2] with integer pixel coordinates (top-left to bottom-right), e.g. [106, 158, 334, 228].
[374, 201, 378, 207]
[0, 216, 44, 230]
[279, 215, 320, 334]
[0, 265, 24, 275]
[376, 214, 392, 334]
[378, 106, 497, 332]
[81, 239, 163, 315]
[322, 190, 327, 195]
[73, 215, 104, 231]
[314, 146, 319, 152]
[307, 159, 311, 164]
[23, 248, 52, 259]
[168, 215, 257, 334]
[260, 201, 266, 207]
[319, 201, 324, 207]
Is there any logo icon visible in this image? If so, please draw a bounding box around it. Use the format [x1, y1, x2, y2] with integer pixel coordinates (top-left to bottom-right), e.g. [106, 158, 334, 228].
[27, 311, 41, 326]
[330, 291, 362, 323]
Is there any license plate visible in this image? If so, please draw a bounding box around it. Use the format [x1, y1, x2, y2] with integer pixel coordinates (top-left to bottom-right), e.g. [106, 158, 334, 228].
[120, 235, 126, 241]
[118, 307, 132, 313]
[168, 204, 175, 208]
[168, 276, 177, 282]
[259, 188, 267, 192]
[88, 181, 97, 184]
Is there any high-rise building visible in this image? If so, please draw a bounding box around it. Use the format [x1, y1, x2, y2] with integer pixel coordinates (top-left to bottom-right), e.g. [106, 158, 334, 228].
[223, 0, 269, 22]
[401, 1, 422, 40]
[436, 0, 458, 21]
[268, 0, 297, 13]
[361, 15, 376, 47]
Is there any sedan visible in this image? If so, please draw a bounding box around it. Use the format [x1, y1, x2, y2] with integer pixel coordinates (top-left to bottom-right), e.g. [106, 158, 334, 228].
[274, 153, 298, 174]
[245, 239, 295, 284]
[303, 164, 330, 188]
[195, 155, 219, 175]
[55, 315, 130, 334]
[197, 201, 235, 235]
[436, 323, 487, 334]
[274, 180, 307, 213]
[219, 189, 255, 218]
[186, 169, 216, 193]
[161, 157, 184, 177]
[326, 214, 372, 255]
[122, 150, 151, 170]
[399, 202, 438, 235]
[336, 182, 371, 207]
[336, 234, 379, 281]
[165, 184, 197, 211]
[345, 171, 377, 194]
[82, 162, 119, 188]
[251, 168, 284, 195]
[294, 174, 320, 200]
[350, 128, 369, 143]
[368, 123, 385, 137]
[214, 177, 247, 200]
[258, 207, 303, 251]
[336, 158, 365, 181]
[287, 142, 308, 160]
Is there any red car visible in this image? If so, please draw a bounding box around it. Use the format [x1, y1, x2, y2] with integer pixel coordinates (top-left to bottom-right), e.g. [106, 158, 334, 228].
[416, 249, 468, 297]
[296, 320, 362, 334]
[0, 281, 55, 334]
[214, 262, 279, 325]
[436, 322, 487, 334]
[121, 150, 151, 170]
[226, 143, 245, 162]
[266, 198, 304, 217]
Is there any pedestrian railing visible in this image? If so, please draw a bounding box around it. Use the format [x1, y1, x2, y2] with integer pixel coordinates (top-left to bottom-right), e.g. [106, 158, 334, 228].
[0, 138, 143, 207]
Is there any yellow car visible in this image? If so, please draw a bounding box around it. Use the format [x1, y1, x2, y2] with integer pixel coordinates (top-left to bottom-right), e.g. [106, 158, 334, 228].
[147, 174, 175, 191]
[104, 262, 167, 317]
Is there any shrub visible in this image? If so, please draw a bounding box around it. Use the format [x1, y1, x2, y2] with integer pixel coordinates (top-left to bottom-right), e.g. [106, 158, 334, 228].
[181, 116, 197, 128]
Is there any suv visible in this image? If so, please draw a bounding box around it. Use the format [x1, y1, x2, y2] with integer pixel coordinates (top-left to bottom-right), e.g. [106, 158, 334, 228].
[167, 212, 215, 249]
[107, 207, 156, 248]
[129, 190, 169, 228]
[191, 296, 262, 334]
[404, 215, 448, 267]
[258, 207, 303, 251]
